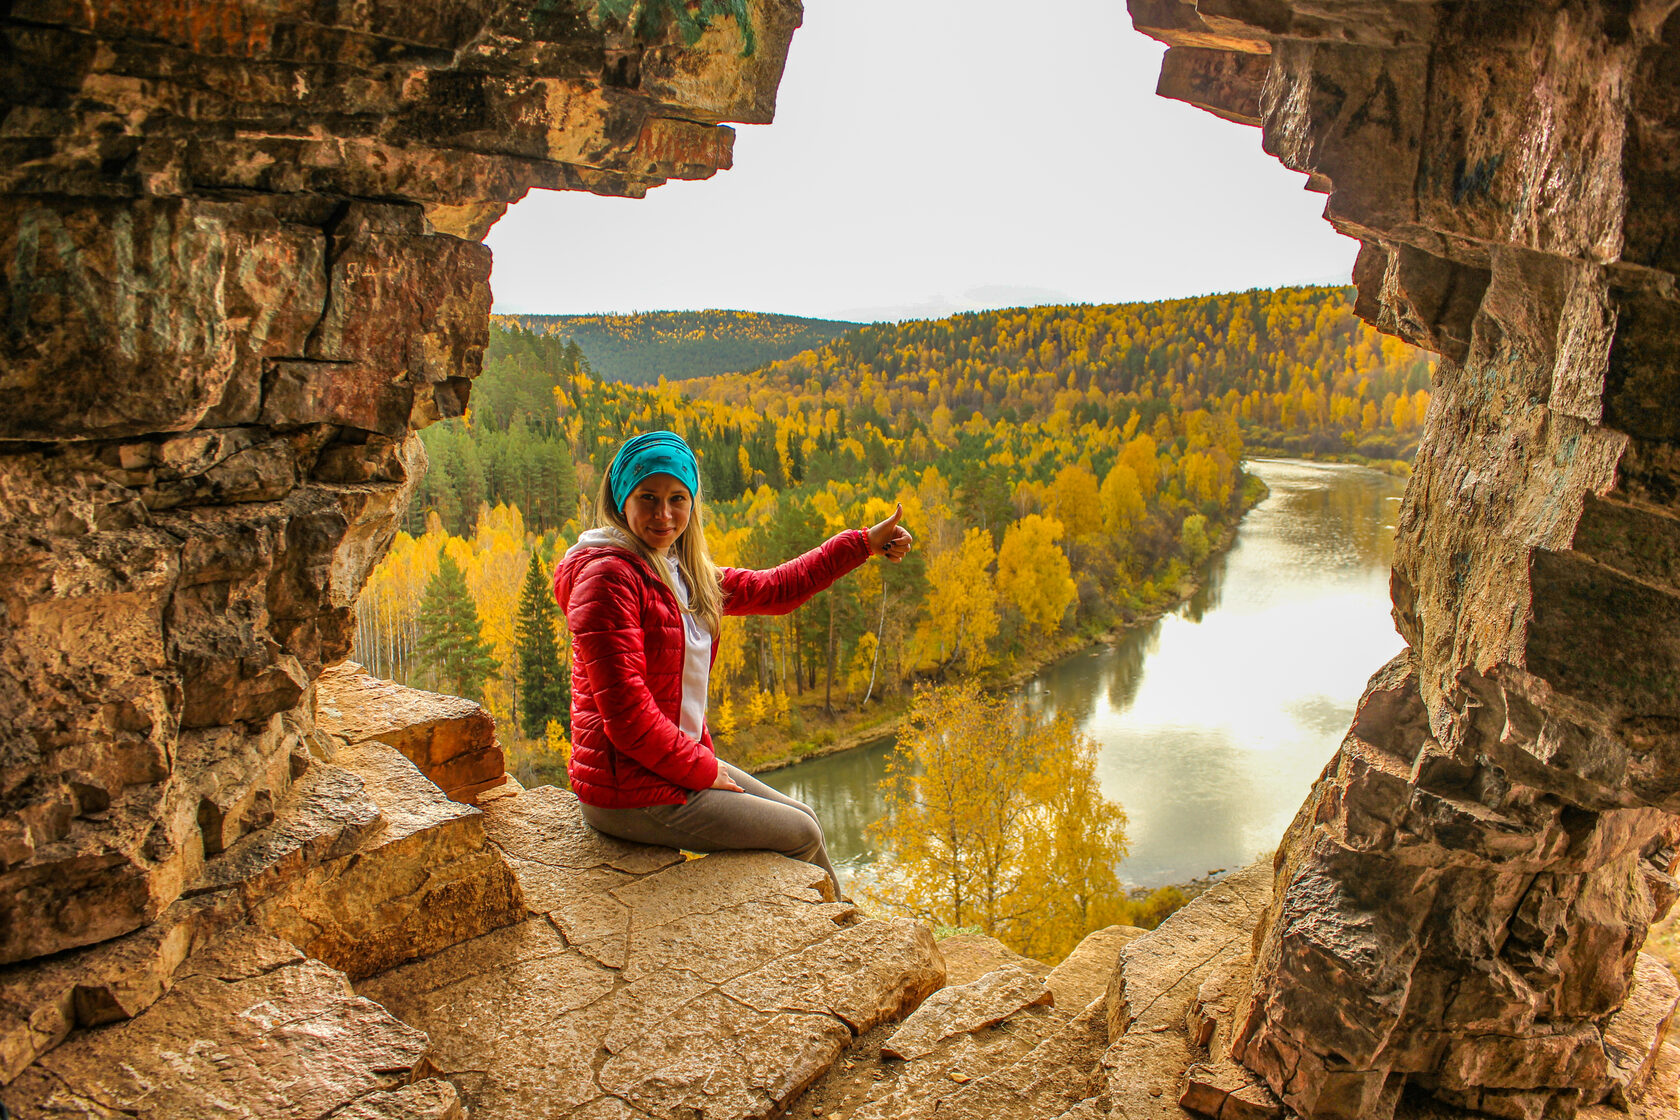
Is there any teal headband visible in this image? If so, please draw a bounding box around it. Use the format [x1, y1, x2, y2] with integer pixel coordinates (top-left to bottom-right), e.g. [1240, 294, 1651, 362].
[608, 431, 700, 512]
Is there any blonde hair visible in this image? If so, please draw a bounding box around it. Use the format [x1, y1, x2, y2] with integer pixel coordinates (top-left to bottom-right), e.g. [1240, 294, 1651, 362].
[593, 471, 724, 637]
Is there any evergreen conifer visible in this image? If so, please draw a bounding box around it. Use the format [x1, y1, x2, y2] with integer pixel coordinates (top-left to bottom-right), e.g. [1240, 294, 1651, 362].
[417, 552, 499, 702]
[515, 550, 570, 738]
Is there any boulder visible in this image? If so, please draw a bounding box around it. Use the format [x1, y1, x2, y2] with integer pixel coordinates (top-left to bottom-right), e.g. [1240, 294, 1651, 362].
[1046, 924, 1146, 1013]
[248, 741, 525, 979]
[1, 735, 522, 1086]
[937, 933, 1052, 987]
[1130, 2, 1680, 1114]
[0, 0, 800, 975]
[882, 964, 1055, 1061]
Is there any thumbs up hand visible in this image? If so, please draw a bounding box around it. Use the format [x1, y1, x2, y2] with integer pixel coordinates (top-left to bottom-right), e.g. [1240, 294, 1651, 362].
[866, 503, 913, 562]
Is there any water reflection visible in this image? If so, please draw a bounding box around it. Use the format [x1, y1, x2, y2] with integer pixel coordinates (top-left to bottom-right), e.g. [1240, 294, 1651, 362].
[761, 459, 1407, 888]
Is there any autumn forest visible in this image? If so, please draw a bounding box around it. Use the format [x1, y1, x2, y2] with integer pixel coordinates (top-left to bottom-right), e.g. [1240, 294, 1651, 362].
[354, 285, 1431, 782]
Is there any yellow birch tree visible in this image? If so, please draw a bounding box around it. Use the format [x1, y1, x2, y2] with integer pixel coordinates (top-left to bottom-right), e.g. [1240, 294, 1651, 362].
[920, 528, 999, 672]
[995, 515, 1076, 636]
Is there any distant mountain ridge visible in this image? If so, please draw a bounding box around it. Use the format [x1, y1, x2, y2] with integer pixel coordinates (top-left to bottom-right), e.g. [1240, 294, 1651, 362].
[493, 310, 864, 385]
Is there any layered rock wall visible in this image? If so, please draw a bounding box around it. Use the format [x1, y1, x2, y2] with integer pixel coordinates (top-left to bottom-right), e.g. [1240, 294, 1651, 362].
[1133, 0, 1680, 1116]
[0, 0, 800, 969]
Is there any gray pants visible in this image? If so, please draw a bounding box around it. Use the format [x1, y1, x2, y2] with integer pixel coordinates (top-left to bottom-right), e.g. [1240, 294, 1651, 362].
[579, 761, 842, 899]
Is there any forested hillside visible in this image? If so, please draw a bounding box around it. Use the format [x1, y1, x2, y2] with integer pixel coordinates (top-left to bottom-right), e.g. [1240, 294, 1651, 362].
[692, 286, 1435, 462]
[495, 310, 862, 384]
[359, 285, 1432, 786]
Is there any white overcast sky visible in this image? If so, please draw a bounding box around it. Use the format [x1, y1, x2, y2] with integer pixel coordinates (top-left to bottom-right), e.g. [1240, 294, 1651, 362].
[485, 0, 1359, 323]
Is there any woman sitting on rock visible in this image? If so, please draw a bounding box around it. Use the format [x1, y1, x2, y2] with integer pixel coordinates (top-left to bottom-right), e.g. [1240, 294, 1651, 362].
[553, 430, 911, 898]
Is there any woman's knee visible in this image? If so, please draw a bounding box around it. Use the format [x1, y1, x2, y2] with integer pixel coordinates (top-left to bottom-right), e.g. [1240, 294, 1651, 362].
[784, 811, 826, 860]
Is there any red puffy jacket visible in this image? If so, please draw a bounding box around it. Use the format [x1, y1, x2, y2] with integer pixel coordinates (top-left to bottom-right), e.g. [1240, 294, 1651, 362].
[553, 529, 872, 809]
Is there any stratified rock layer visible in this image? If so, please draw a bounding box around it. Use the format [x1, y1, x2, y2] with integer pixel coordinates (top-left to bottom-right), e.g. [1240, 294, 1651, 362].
[0, 729, 522, 1084]
[1131, 1, 1680, 1115]
[0, 0, 801, 971]
[315, 662, 508, 803]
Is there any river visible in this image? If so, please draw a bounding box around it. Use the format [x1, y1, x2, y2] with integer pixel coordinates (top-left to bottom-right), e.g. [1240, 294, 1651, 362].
[760, 458, 1408, 889]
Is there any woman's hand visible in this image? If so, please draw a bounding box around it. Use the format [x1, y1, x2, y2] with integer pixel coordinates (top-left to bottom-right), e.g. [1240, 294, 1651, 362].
[710, 764, 745, 792]
[867, 503, 913, 561]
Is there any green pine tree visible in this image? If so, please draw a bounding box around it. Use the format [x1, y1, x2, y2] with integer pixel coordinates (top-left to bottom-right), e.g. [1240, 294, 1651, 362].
[515, 551, 570, 738]
[417, 552, 500, 702]
[788, 437, 805, 484]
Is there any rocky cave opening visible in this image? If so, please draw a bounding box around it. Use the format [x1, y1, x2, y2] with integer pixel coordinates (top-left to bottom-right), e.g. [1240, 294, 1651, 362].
[4, 1, 1680, 1118]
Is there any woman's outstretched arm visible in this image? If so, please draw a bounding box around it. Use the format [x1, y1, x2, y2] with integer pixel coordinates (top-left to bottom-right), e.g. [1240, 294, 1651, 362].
[721, 504, 914, 616]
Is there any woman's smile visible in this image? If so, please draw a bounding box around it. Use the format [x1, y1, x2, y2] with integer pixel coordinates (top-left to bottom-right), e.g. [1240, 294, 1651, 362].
[625, 473, 692, 555]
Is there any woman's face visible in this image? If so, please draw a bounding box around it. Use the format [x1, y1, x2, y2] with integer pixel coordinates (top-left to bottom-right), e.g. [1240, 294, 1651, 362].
[623, 473, 692, 556]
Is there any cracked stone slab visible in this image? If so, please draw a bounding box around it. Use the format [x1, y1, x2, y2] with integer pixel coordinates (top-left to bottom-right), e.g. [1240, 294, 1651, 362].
[479, 785, 682, 876]
[3, 928, 434, 1119]
[1100, 860, 1275, 1120]
[876, 997, 1111, 1120]
[0, 891, 243, 1083]
[323, 1079, 465, 1120]
[498, 854, 634, 967]
[610, 849, 833, 927]
[357, 918, 616, 1119]
[845, 1002, 1073, 1120]
[566, 1097, 660, 1120]
[358, 917, 613, 1029]
[850, 1033, 1000, 1120]
[622, 897, 852, 984]
[728, 916, 946, 1034]
[356, 791, 944, 1120]
[602, 971, 715, 1053]
[502, 856, 632, 924]
[881, 963, 1054, 1060]
[1046, 924, 1146, 1014]
[1106, 862, 1271, 1038]
[598, 990, 852, 1119]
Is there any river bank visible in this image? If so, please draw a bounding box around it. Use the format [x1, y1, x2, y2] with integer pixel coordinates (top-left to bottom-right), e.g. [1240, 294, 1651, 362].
[767, 458, 1406, 889]
[743, 473, 1271, 776]
[1246, 447, 1413, 478]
